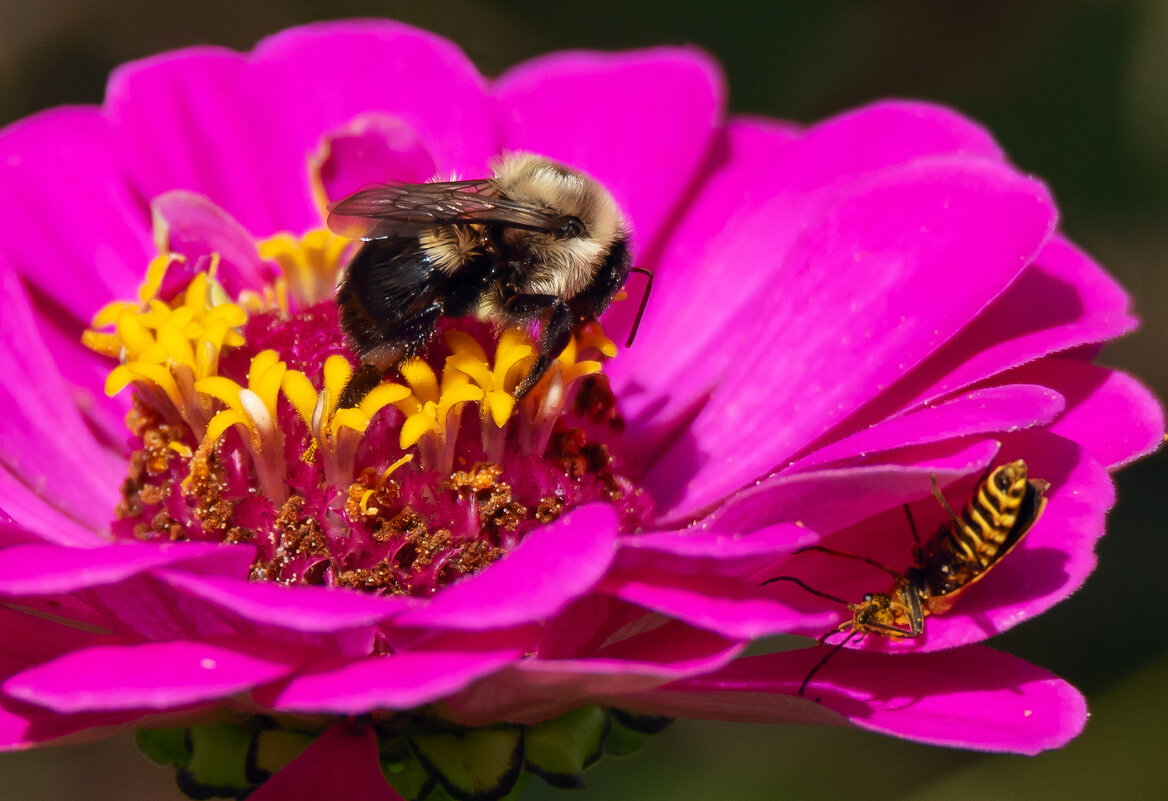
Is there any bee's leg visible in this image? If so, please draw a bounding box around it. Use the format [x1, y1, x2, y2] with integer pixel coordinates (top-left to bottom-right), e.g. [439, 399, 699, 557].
[507, 295, 572, 401]
[337, 301, 441, 410]
[336, 343, 406, 410]
[337, 363, 385, 410]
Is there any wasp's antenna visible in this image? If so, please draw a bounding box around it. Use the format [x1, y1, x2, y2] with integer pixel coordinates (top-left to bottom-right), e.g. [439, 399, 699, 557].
[904, 503, 923, 553]
[761, 575, 851, 607]
[624, 266, 654, 348]
[930, 474, 964, 529]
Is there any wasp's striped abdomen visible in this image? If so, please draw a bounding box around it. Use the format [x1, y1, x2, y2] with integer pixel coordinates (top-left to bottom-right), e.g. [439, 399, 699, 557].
[920, 459, 1048, 611]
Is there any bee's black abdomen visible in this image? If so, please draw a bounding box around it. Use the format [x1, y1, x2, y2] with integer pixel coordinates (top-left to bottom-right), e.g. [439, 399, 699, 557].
[338, 237, 448, 360]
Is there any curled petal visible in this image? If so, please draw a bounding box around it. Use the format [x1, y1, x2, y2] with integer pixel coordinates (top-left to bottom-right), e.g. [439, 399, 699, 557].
[0, 542, 253, 597]
[4, 641, 299, 712]
[623, 646, 1086, 755]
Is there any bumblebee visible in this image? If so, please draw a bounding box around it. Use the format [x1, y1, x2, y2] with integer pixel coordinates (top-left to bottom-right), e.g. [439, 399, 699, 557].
[328, 153, 647, 408]
[764, 459, 1049, 695]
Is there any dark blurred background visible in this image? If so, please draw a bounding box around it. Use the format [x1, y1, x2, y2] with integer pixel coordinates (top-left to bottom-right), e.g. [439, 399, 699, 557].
[1, 1, 1165, 799]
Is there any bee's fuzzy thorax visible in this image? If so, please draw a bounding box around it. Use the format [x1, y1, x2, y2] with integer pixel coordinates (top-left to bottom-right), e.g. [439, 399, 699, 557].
[491, 153, 629, 299]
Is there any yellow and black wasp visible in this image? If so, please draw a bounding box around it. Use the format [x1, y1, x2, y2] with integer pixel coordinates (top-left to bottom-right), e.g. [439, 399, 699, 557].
[764, 459, 1050, 695]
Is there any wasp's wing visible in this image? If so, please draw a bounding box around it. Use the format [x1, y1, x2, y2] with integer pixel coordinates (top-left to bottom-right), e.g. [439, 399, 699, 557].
[327, 179, 565, 240]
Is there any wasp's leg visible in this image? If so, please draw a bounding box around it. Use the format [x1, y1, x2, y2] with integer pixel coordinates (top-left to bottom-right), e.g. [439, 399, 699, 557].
[505, 295, 573, 401]
[760, 575, 851, 606]
[799, 628, 865, 697]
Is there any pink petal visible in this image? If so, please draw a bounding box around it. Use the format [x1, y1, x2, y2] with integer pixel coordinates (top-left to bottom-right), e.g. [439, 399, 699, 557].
[0, 107, 151, 321]
[645, 157, 1056, 517]
[1005, 358, 1165, 469]
[0, 474, 106, 547]
[606, 116, 803, 437]
[534, 594, 651, 660]
[695, 439, 999, 537]
[0, 541, 252, 596]
[0, 520, 43, 548]
[617, 521, 814, 577]
[494, 47, 724, 253]
[604, 523, 835, 637]
[626, 646, 1085, 755]
[614, 102, 1008, 453]
[0, 265, 125, 531]
[250, 722, 404, 801]
[0, 697, 154, 750]
[312, 113, 439, 204]
[860, 233, 1139, 423]
[105, 47, 287, 235]
[600, 569, 831, 639]
[394, 503, 617, 630]
[791, 384, 1065, 471]
[156, 570, 415, 633]
[626, 100, 1005, 366]
[105, 21, 495, 236]
[4, 641, 298, 712]
[74, 571, 286, 644]
[249, 20, 496, 230]
[258, 650, 521, 714]
[151, 191, 273, 299]
[444, 625, 744, 726]
[535, 619, 741, 674]
[26, 300, 129, 448]
[0, 604, 106, 668]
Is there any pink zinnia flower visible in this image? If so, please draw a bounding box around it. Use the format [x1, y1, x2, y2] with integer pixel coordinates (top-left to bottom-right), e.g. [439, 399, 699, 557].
[0, 19, 1161, 800]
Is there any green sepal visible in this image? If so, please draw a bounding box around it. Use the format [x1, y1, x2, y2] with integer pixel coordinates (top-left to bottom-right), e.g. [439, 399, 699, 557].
[398, 775, 526, 801]
[248, 728, 315, 783]
[408, 727, 524, 801]
[175, 721, 259, 800]
[524, 706, 610, 788]
[136, 727, 192, 769]
[381, 747, 436, 801]
[604, 710, 672, 757]
[602, 719, 648, 757]
[609, 709, 674, 735]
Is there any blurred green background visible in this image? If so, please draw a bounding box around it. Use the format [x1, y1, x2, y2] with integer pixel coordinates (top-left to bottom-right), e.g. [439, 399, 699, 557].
[1, 1, 1166, 799]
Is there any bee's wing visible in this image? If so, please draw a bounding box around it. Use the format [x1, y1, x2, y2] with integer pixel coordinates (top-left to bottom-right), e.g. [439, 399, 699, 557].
[327, 180, 565, 240]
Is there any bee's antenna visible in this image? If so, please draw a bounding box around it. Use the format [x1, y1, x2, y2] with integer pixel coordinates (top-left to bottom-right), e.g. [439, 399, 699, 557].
[624, 267, 654, 348]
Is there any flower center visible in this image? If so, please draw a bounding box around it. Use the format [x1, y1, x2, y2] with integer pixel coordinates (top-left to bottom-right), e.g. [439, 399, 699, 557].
[85, 225, 651, 596]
